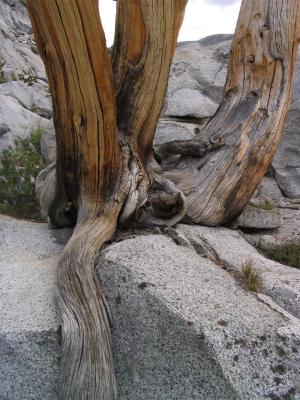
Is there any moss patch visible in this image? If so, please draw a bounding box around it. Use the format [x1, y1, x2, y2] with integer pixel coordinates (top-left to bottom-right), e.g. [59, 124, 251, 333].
[0, 126, 44, 220]
[0, 59, 7, 84]
[250, 200, 274, 211]
[262, 243, 300, 269]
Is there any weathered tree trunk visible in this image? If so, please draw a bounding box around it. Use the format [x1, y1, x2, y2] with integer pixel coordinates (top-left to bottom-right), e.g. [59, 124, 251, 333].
[113, 0, 187, 226]
[27, 1, 187, 399]
[27, 0, 300, 399]
[26, 2, 128, 398]
[157, 0, 300, 225]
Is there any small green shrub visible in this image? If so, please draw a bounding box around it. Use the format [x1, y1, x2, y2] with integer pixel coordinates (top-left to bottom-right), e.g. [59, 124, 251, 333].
[0, 126, 44, 220]
[237, 259, 263, 293]
[250, 201, 274, 211]
[262, 243, 300, 269]
[0, 59, 7, 84]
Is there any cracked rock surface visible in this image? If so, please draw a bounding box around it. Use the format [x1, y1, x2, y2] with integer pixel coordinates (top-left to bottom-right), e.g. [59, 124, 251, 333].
[0, 215, 62, 400]
[1, 214, 300, 399]
[176, 224, 300, 319]
[98, 234, 300, 400]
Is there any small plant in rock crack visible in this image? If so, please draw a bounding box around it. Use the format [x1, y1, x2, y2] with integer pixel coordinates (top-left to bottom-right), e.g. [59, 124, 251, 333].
[238, 259, 263, 293]
[0, 59, 7, 84]
[0, 125, 44, 220]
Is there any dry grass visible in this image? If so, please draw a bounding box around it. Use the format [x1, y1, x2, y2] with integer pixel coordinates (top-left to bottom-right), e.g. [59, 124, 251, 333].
[237, 259, 263, 293]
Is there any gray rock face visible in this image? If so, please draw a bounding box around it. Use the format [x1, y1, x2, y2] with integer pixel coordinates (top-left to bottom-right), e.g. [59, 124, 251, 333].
[0, 80, 52, 118]
[252, 176, 285, 204]
[243, 206, 300, 249]
[198, 33, 234, 46]
[0, 215, 62, 400]
[0, 0, 46, 81]
[162, 38, 230, 119]
[153, 120, 199, 145]
[245, 176, 300, 247]
[0, 94, 49, 150]
[1, 215, 300, 399]
[176, 224, 300, 320]
[0, 80, 51, 149]
[98, 234, 300, 400]
[236, 205, 282, 230]
[272, 50, 300, 198]
[0, 0, 51, 150]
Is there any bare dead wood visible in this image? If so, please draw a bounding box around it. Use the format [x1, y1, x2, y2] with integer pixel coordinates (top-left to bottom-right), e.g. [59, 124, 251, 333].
[159, 0, 300, 226]
[113, 0, 187, 159]
[113, 0, 187, 226]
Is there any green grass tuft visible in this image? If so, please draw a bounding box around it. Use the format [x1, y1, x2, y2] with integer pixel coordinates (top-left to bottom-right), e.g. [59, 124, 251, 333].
[262, 243, 300, 269]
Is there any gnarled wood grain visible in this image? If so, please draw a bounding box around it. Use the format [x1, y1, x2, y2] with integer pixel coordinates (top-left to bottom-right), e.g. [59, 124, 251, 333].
[158, 0, 300, 225]
[113, 0, 187, 226]
[27, 1, 128, 399]
[27, 0, 187, 398]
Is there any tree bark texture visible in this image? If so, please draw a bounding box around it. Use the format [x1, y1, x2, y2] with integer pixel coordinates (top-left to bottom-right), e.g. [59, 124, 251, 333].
[112, 0, 187, 226]
[157, 0, 300, 225]
[27, 0, 300, 399]
[27, 1, 187, 399]
[26, 1, 129, 398]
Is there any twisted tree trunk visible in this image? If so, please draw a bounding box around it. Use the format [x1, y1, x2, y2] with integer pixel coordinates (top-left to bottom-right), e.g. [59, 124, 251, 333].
[27, 2, 129, 398]
[27, 0, 300, 399]
[27, 1, 187, 399]
[157, 0, 300, 225]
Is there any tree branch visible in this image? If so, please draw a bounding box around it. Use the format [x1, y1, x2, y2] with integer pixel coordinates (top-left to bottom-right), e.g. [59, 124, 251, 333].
[160, 0, 300, 226]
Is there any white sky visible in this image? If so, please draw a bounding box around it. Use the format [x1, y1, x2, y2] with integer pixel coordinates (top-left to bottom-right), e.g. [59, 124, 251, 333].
[99, 0, 242, 47]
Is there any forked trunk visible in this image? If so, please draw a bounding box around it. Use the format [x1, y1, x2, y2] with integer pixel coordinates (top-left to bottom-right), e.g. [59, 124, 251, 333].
[27, 0, 300, 399]
[27, 1, 187, 399]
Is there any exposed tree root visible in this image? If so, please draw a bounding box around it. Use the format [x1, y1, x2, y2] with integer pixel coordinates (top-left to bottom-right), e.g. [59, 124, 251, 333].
[58, 218, 117, 400]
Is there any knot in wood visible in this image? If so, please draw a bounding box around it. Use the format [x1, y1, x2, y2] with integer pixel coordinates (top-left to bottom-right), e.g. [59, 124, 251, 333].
[248, 55, 255, 63]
